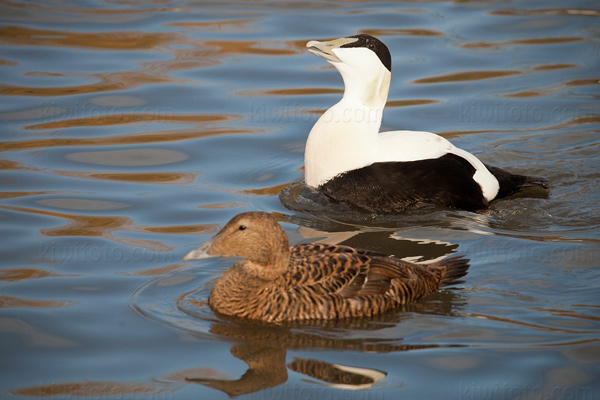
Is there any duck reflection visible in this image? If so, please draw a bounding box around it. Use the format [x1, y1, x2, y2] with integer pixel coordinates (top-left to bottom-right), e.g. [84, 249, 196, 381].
[10, 292, 467, 398]
[181, 321, 396, 396]
[287, 357, 386, 390]
[280, 178, 549, 237]
[296, 225, 459, 263]
[178, 293, 464, 397]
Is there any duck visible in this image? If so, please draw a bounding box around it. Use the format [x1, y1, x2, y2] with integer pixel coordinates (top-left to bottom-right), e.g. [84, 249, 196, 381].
[304, 34, 548, 213]
[183, 211, 469, 323]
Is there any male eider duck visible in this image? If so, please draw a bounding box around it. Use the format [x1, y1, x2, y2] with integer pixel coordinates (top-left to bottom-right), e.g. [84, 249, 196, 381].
[183, 211, 469, 323]
[305, 34, 548, 213]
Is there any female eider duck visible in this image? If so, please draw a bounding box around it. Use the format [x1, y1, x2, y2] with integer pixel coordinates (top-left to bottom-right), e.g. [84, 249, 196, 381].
[305, 34, 548, 213]
[183, 211, 469, 323]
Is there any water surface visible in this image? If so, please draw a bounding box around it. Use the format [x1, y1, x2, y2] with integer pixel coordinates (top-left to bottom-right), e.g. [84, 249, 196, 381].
[1, 1, 599, 399]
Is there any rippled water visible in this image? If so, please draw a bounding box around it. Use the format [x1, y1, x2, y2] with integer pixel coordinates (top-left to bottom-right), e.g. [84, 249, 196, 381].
[1, 1, 599, 399]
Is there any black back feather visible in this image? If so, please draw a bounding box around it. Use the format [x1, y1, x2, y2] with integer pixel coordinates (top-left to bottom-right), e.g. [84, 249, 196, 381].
[320, 153, 488, 213]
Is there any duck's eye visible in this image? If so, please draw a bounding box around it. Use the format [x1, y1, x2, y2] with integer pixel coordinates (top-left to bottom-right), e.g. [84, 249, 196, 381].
[368, 44, 374, 49]
[238, 225, 246, 231]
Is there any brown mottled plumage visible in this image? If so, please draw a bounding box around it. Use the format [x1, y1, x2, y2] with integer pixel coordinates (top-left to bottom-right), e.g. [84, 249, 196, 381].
[183, 212, 469, 323]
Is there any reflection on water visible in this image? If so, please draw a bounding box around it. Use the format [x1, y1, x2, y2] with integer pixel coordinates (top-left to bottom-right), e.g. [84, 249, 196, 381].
[1, 0, 599, 398]
[36, 198, 130, 211]
[0, 295, 75, 309]
[66, 148, 189, 167]
[413, 70, 521, 84]
[11, 381, 173, 399]
[0, 122, 247, 151]
[0, 268, 76, 282]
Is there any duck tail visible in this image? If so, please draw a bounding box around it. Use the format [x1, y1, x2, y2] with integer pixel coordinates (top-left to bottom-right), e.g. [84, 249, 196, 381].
[485, 164, 549, 199]
[520, 175, 550, 191]
[439, 255, 470, 287]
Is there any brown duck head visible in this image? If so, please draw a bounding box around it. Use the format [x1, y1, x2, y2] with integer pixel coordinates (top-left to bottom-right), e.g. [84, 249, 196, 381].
[183, 212, 291, 280]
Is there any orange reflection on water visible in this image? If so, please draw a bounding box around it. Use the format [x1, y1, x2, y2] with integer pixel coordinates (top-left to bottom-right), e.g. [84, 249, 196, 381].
[25, 113, 237, 130]
[414, 70, 520, 84]
[143, 224, 219, 235]
[11, 381, 171, 398]
[86, 171, 196, 184]
[198, 202, 246, 210]
[362, 28, 443, 37]
[122, 263, 188, 277]
[1, 204, 134, 238]
[237, 87, 342, 97]
[0, 25, 184, 50]
[0, 268, 76, 282]
[0, 159, 31, 170]
[491, 8, 600, 17]
[0, 58, 18, 66]
[387, 99, 440, 108]
[2, 0, 176, 15]
[533, 63, 578, 71]
[0, 69, 173, 97]
[0, 295, 75, 309]
[462, 37, 582, 50]
[0, 191, 62, 200]
[0, 125, 250, 152]
[11, 207, 173, 253]
[166, 18, 262, 33]
[204, 40, 297, 56]
[502, 76, 597, 98]
[47, 212, 131, 238]
[0, 205, 219, 250]
[0, 25, 226, 97]
[241, 182, 292, 196]
[0, 23, 310, 102]
[439, 114, 600, 139]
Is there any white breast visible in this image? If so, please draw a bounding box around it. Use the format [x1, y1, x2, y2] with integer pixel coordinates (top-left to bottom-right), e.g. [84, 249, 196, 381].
[304, 98, 381, 188]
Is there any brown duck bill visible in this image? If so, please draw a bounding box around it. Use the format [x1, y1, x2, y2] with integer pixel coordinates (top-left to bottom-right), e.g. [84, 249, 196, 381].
[183, 236, 217, 261]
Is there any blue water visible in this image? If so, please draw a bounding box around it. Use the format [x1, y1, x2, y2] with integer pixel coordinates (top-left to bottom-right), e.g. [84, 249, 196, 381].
[1, 1, 599, 399]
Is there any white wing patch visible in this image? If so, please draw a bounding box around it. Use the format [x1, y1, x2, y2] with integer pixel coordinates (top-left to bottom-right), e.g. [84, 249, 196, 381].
[377, 130, 500, 201]
[377, 130, 454, 162]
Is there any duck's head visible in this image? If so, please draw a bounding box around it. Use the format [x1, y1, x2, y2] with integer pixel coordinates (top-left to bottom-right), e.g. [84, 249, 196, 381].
[306, 34, 391, 108]
[183, 212, 290, 278]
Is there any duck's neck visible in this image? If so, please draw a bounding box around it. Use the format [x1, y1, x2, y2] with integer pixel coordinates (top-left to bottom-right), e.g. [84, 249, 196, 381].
[256, 229, 291, 280]
[305, 66, 390, 188]
[337, 62, 390, 110]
